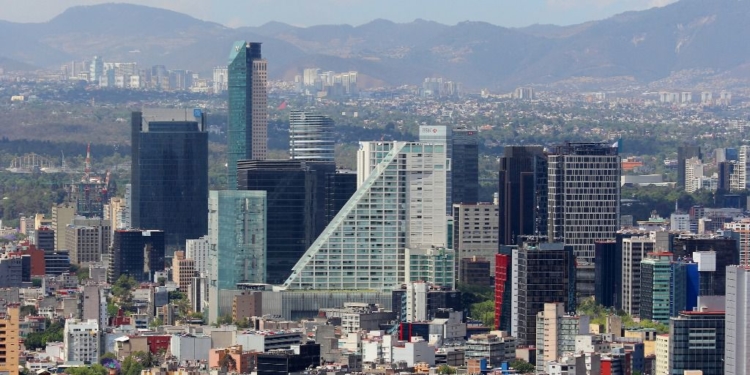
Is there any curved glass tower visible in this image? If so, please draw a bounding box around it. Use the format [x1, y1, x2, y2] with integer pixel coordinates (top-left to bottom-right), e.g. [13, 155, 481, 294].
[289, 111, 335, 162]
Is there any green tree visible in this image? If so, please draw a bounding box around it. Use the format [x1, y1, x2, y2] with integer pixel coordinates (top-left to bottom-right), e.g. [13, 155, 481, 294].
[65, 364, 108, 375]
[20, 305, 38, 317]
[100, 352, 117, 361]
[120, 356, 143, 375]
[511, 359, 536, 374]
[437, 364, 457, 374]
[469, 300, 495, 328]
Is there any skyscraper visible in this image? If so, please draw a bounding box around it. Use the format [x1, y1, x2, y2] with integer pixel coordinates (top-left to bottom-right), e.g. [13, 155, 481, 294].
[622, 236, 655, 316]
[452, 127, 479, 205]
[510, 239, 576, 346]
[669, 311, 725, 375]
[283, 141, 448, 291]
[227, 41, 268, 189]
[237, 160, 333, 284]
[207, 190, 266, 323]
[725, 266, 750, 375]
[677, 144, 702, 188]
[419, 125, 453, 213]
[289, 111, 335, 162]
[109, 229, 165, 283]
[131, 109, 208, 254]
[498, 145, 548, 245]
[548, 142, 620, 298]
[324, 170, 357, 226]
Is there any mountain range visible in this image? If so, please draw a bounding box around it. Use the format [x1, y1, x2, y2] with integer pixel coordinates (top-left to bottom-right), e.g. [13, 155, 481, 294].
[0, 0, 748, 90]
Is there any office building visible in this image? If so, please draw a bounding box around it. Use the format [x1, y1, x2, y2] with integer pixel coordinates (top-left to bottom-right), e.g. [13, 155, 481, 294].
[283, 141, 448, 291]
[0, 255, 22, 288]
[672, 235, 738, 295]
[639, 253, 695, 324]
[511, 240, 576, 346]
[677, 144, 702, 188]
[51, 204, 76, 251]
[0, 305, 19, 375]
[63, 319, 100, 363]
[227, 41, 268, 189]
[90, 56, 103, 83]
[237, 160, 331, 284]
[453, 203, 499, 277]
[131, 109, 208, 253]
[495, 250, 512, 331]
[548, 142, 620, 298]
[172, 251, 195, 293]
[82, 285, 107, 329]
[452, 127, 479, 205]
[669, 311, 724, 375]
[419, 125, 453, 213]
[535, 303, 590, 372]
[207, 190, 266, 324]
[324, 170, 357, 226]
[459, 257, 491, 286]
[684, 157, 705, 193]
[65, 217, 110, 264]
[289, 111, 335, 162]
[256, 343, 320, 375]
[393, 283, 463, 323]
[186, 236, 210, 276]
[109, 229, 165, 283]
[594, 241, 620, 308]
[725, 266, 750, 375]
[498, 145, 548, 245]
[622, 236, 656, 316]
[724, 220, 750, 265]
[405, 246, 455, 289]
[465, 333, 517, 368]
[719, 161, 735, 192]
[34, 227, 55, 252]
[212, 66, 228, 94]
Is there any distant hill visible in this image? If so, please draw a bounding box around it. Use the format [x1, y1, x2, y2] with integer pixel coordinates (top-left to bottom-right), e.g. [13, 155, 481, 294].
[0, 0, 748, 89]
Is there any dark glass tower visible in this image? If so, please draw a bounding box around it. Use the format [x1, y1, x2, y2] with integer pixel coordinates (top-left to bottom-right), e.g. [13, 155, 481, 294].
[669, 311, 725, 375]
[324, 170, 357, 226]
[677, 144, 702, 188]
[237, 160, 333, 284]
[594, 240, 620, 308]
[227, 41, 268, 189]
[498, 146, 548, 245]
[109, 229, 165, 282]
[452, 127, 479, 204]
[131, 109, 208, 254]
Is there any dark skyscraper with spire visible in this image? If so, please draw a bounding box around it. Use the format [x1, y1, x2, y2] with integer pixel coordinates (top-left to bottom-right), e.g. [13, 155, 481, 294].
[227, 41, 268, 189]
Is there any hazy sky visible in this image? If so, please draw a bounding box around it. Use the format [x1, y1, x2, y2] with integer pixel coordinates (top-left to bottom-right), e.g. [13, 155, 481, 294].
[0, 0, 678, 28]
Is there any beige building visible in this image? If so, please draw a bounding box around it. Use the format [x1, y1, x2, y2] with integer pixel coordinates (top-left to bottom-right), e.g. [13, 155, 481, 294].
[172, 251, 195, 293]
[452, 203, 499, 277]
[0, 305, 20, 375]
[65, 218, 111, 264]
[52, 204, 76, 251]
[232, 292, 262, 322]
[655, 334, 670, 375]
[622, 236, 656, 316]
[725, 219, 750, 265]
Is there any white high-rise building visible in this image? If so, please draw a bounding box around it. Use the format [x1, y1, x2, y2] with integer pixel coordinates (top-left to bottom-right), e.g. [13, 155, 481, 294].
[283, 141, 448, 291]
[63, 319, 100, 363]
[726, 265, 750, 375]
[724, 219, 750, 265]
[212, 67, 228, 94]
[621, 236, 655, 316]
[186, 236, 210, 276]
[684, 157, 704, 193]
[289, 111, 335, 162]
[731, 146, 750, 192]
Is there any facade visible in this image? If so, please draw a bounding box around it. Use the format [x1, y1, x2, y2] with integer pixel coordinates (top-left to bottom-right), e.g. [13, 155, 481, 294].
[684, 157, 705, 193]
[451, 127, 480, 205]
[459, 257, 491, 286]
[0, 255, 22, 288]
[109, 229, 165, 283]
[227, 41, 268, 189]
[63, 319, 100, 363]
[655, 334, 670, 375]
[622, 236, 655, 316]
[511, 241, 576, 346]
[669, 311, 725, 375]
[419, 125, 453, 213]
[207, 190, 266, 324]
[465, 333, 517, 368]
[172, 251, 195, 293]
[256, 343, 320, 375]
[237, 160, 332, 285]
[725, 266, 750, 375]
[498, 145, 548, 245]
[131, 109, 208, 253]
[324, 170, 357, 226]
[535, 303, 590, 372]
[677, 144, 702, 188]
[495, 251, 512, 331]
[672, 236, 738, 295]
[594, 241, 620, 308]
[51, 204, 76, 251]
[65, 218, 110, 264]
[405, 246, 455, 289]
[640, 253, 678, 323]
[232, 292, 262, 322]
[0, 305, 19, 375]
[724, 220, 750, 265]
[289, 111, 335, 162]
[185, 236, 210, 276]
[283, 141, 448, 291]
[452, 203, 499, 276]
[548, 142, 620, 298]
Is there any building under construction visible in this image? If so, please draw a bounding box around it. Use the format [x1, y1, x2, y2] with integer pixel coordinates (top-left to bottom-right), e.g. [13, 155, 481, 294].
[65, 144, 111, 218]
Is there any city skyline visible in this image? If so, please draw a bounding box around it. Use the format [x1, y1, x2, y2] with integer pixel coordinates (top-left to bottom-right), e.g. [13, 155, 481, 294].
[0, 0, 678, 29]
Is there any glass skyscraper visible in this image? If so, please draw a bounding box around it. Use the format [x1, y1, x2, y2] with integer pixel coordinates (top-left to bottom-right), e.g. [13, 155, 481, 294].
[131, 109, 208, 254]
[451, 127, 479, 204]
[669, 311, 725, 375]
[498, 145, 548, 245]
[109, 229, 165, 283]
[283, 141, 448, 291]
[289, 111, 335, 162]
[237, 160, 333, 285]
[207, 190, 266, 323]
[227, 41, 268, 190]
